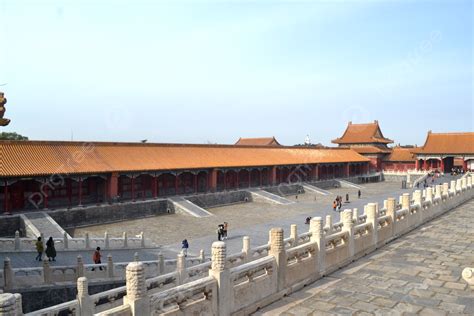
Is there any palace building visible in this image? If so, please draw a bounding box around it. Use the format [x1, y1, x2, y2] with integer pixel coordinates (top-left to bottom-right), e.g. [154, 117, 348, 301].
[0, 140, 369, 213]
[332, 120, 393, 171]
[413, 131, 474, 173]
[235, 137, 281, 146]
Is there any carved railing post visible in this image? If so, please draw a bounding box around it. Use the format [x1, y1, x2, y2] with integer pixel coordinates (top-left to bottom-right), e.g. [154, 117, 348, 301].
[467, 176, 472, 189]
[290, 224, 298, 247]
[324, 215, 332, 233]
[341, 209, 354, 258]
[124, 262, 149, 316]
[77, 277, 94, 316]
[176, 253, 187, 285]
[352, 208, 358, 223]
[435, 184, 442, 200]
[413, 190, 422, 206]
[14, 293, 22, 316]
[123, 232, 128, 248]
[76, 255, 84, 279]
[199, 249, 205, 263]
[310, 217, 325, 275]
[158, 253, 165, 275]
[269, 227, 286, 292]
[209, 241, 230, 316]
[84, 233, 90, 250]
[63, 231, 68, 250]
[386, 198, 396, 236]
[140, 232, 145, 248]
[426, 187, 433, 203]
[366, 203, 378, 249]
[14, 231, 20, 251]
[456, 179, 462, 193]
[107, 254, 114, 278]
[401, 193, 410, 210]
[0, 293, 17, 316]
[104, 232, 109, 249]
[3, 258, 13, 291]
[43, 259, 51, 284]
[442, 182, 449, 198]
[242, 236, 250, 263]
[461, 178, 467, 191]
[450, 180, 457, 195]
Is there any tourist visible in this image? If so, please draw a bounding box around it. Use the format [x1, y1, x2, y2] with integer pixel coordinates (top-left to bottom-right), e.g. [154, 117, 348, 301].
[332, 200, 337, 211]
[338, 201, 342, 211]
[305, 217, 312, 225]
[223, 222, 229, 240]
[91, 247, 103, 271]
[346, 193, 349, 203]
[217, 224, 223, 241]
[45, 237, 56, 262]
[182, 239, 189, 257]
[358, 190, 361, 199]
[35, 237, 44, 261]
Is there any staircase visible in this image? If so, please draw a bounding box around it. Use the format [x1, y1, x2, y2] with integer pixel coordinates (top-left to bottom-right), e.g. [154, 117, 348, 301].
[22, 212, 70, 239]
[302, 184, 331, 196]
[168, 197, 213, 218]
[248, 189, 295, 205]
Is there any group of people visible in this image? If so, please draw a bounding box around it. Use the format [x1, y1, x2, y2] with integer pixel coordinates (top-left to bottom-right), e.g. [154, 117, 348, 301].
[332, 196, 344, 212]
[217, 222, 229, 241]
[35, 236, 57, 262]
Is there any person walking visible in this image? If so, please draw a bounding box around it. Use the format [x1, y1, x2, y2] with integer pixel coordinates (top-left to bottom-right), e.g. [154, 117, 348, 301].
[332, 200, 337, 212]
[45, 237, 56, 262]
[223, 222, 229, 240]
[35, 237, 44, 261]
[91, 247, 103, 271]
[358, 190, 361, 199]
[217, 225, 223, 241]
[182, 239, 189, 257]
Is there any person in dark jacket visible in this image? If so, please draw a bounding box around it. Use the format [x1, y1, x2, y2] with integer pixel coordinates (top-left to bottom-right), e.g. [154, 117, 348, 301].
[45, 237, 57, 261]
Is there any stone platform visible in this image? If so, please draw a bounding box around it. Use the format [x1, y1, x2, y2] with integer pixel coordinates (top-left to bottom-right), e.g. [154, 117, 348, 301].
[256, 199, 474, 315]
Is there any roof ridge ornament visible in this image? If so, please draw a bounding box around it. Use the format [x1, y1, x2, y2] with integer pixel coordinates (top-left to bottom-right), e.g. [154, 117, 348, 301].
[0, 92, 11, 126]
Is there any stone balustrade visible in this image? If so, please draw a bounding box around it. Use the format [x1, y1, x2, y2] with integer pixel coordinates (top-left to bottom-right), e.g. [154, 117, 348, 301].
[0, 231, 147, 253]
[2, 179, 473, 316]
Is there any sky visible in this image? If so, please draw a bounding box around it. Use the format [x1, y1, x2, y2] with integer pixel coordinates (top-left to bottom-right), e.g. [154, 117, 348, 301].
[0, 0, 472, 146]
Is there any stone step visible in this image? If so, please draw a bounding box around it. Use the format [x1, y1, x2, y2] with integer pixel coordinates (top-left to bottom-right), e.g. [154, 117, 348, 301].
[22, 212, 70, 239]
[168, 197, 213, 218]
[337, 180, 365, 190]
[302, 184, 331, 196]
[247, 189, 295, 205]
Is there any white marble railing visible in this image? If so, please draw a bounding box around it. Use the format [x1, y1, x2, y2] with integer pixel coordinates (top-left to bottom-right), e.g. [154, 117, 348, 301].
[4, 174, 473, 316]
[0, 231, 146, 253]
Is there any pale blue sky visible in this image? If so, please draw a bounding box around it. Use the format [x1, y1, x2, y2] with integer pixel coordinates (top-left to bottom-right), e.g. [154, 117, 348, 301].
[0, 0, 472, 146]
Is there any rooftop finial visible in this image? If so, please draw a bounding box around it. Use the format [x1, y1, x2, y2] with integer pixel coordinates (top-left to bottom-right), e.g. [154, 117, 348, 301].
[0, 92, 11, 127]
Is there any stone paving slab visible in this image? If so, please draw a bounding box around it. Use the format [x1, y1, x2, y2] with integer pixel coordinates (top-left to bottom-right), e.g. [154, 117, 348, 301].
[255, 198, 474, 315]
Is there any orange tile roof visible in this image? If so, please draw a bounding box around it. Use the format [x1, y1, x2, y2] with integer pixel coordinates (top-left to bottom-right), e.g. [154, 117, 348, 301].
[235, 137, 281, 146]
[0, 141, 369, 178]
[351, 146, 392, 154]
[385, 147, 416, 162]
[332, 121, 393, 145]
[413, 132, 474, 155]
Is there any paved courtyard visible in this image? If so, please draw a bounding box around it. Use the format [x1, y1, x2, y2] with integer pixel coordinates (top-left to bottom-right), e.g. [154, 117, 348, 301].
[255, 199, 474, 316]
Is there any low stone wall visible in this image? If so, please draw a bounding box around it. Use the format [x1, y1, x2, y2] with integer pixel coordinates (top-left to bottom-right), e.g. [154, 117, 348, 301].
[19, 279, 125, 313]
[186, 190, 253, 209]
[0, 216, 21, 238]
[48, 199, 173, 229]
[265, 184, 304, 196]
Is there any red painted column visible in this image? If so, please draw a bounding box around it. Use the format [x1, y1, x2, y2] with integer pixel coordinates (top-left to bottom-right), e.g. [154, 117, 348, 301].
[4, 180, 9, 214]
[463, 159, 468, 172]
[248, 170, 251, 188]
[236, 170, 240, 189]
[415, 160, 419, 170]
[107, 172, 119, 202]
[44, 183, 49, 209]
[440, 159, 445, 173]
[270, 166, 277, 185]
[194, 173, 198, 193]
[152, 176, 158, 198]
[223, 171, 227, 191]
[209, 169, 217, 192]
[78, 178, 83, 206]
[131, 176, 136, 201]
[345, 163, 350, 178]
[67, 178, 72, 207]
[259, 170, 263, 187]
[174, 174, 179, 196]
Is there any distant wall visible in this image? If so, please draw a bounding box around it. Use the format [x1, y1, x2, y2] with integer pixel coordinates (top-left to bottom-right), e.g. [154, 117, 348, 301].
[48, 199, 173, 229]
[187, 191, 253, 209]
